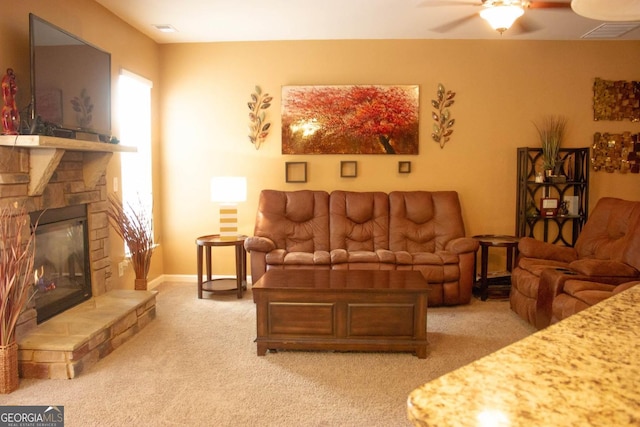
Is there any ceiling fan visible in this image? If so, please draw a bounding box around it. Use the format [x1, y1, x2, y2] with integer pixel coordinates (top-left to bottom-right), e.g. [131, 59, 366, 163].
[424, 1, 572, 35]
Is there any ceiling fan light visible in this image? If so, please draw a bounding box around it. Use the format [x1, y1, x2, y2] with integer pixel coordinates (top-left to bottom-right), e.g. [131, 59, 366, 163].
[480, 5, 525, 33]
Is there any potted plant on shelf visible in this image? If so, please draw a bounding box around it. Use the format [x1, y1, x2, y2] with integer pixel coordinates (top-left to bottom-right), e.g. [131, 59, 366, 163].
[534, 115, 567, 180]
[0, 204, 36, 394]
[107, 194, 155, 290]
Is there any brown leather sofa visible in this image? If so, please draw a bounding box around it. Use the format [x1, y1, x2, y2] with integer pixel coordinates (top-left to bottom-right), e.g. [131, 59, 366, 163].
[510, 197, 640, 329]
[244, 189, 478, 306]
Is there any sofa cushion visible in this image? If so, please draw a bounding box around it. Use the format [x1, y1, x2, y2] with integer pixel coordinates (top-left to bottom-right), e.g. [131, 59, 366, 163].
[388, 191, 465, 253]
[564, 279, 616, 295]
[563, 280, 615, 307]
[329, 191, 389, 252]
[394, 251, 459, 266]
[252, 190, 330, 253]
[330, 249, 395, 264]
[614, 281, 640, 294]
[552, 280, 639, 323]
[265, 249, 331, 266]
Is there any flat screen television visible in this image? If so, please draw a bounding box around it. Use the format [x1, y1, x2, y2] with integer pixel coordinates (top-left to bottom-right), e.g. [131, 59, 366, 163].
[29, 13, 111, 139]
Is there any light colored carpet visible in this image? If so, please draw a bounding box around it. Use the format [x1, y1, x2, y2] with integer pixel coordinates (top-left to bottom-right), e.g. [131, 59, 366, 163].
[1, 281, 535, 426]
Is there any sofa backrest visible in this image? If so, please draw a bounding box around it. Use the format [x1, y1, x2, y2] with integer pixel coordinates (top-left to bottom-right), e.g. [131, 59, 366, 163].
[575, 197, 640, 269]
[253, 190, 330, 253]
[388, 191, 466, 252]
[329, 191, 389, 251]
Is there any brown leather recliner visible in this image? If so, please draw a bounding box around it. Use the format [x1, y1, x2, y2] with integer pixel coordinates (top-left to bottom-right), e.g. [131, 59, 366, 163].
[388, 191, 478, 306]
[329, 190, 394, 270]
[244, 190, 331, 284]
[510, 197, 640, 329]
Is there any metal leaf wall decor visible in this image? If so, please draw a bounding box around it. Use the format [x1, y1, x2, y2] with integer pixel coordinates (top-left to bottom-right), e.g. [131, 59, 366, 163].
[248, 85, 272, 150]
[431, 83, 456, 149]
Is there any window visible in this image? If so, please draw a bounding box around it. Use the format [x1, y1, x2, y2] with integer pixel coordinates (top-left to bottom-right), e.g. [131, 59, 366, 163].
[117, 70, 153, 251]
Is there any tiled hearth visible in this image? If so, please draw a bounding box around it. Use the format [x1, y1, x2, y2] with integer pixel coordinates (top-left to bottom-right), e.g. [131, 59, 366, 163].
[18, 290, 157, 379]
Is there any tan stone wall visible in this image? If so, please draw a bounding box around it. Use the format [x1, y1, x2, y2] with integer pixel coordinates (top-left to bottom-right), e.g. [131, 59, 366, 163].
[0, 148, 112, 297]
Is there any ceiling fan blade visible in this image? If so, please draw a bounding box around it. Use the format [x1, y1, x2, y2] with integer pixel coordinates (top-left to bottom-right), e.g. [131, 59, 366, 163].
[510, 14, 542, 34]
[526, 1, 572, 8]
[431, 13, 478, 32]
[417, 0, 480, 7]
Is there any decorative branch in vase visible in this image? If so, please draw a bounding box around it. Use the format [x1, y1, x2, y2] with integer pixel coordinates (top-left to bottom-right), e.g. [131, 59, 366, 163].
[107, 194, 155, 290]
[0, 204, 37, 393]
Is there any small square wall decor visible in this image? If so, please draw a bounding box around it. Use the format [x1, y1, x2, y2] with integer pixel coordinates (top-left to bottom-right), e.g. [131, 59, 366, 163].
[398, 161, 411, 174]
[593, 78, 640, 121]
[285, 162, 307, 183]
[340, 161, 357, 178]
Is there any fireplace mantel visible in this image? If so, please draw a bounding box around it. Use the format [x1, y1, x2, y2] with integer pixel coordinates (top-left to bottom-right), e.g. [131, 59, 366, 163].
[0, 135, 136, 196]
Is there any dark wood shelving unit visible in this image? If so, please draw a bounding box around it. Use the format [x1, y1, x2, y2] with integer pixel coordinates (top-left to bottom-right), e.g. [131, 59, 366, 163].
[516, 147, 590, 246]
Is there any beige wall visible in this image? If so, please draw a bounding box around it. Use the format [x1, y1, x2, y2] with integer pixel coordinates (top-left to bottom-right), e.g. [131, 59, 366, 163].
[0, 0, 163, 287]
[159, 39, 640, 276]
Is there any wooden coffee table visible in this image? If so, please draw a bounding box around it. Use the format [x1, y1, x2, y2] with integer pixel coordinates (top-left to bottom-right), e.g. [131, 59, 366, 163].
[252, 270, 428, 358]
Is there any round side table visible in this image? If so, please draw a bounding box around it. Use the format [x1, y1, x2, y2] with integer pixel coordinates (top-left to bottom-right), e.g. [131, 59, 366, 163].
[472, 235, 520, 301]
[196, 234, 247, 299]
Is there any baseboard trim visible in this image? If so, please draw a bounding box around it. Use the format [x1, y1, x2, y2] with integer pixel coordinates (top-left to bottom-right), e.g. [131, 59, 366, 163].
[147, 274, 253, 289]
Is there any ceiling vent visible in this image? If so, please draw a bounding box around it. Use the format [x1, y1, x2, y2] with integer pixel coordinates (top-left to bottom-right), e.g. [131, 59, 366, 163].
[581, 22, 640, 39]
[152, 24, 178, 33]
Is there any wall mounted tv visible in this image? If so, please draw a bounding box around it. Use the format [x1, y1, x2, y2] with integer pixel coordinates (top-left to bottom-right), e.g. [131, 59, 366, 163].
[30, 13, 111, 139]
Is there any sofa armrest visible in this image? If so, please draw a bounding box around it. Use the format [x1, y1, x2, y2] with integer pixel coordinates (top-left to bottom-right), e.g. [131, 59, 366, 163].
[536, 268, 586, 329]
[244, 236, 276, 253]
[569, 259, 640, 278]
[518, 237, 577, 263]
[445, 237, 479, 254]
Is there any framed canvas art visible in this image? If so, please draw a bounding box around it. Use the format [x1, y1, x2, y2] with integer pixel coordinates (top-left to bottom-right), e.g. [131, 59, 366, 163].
[282, 85, 419, 154]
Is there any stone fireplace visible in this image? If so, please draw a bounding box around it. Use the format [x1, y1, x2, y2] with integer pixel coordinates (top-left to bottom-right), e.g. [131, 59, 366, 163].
[0, 135, 134, 333]
[1, 135, 156, 380]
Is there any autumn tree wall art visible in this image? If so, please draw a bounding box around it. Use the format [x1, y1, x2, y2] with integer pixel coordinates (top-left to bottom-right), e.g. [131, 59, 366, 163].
[282, 85, 419, 154]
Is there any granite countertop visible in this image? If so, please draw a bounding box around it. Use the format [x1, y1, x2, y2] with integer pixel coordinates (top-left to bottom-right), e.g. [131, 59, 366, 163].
[407, 285, 640, 426]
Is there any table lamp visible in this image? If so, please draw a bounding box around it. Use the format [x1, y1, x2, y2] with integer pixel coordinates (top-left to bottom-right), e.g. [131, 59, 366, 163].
[211, 176, 247, 240]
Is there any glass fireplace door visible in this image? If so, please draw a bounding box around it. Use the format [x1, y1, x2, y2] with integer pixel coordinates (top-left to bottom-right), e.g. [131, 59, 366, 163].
[32, 205, 92, 323]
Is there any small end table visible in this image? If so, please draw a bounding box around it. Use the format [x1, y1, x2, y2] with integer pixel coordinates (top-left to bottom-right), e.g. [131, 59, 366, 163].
[473, 235, 520, 301]
[196, 234, 247, 299]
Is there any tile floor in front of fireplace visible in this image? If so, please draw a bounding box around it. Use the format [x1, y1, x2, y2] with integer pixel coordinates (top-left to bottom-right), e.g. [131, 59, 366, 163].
[17, 290, 157, 379]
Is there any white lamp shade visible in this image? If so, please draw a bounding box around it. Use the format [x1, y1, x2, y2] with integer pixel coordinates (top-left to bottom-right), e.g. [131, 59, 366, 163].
[480, 5, 525, 33]
[211, 176, 247, 203]
[571, 0, 640, 21]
